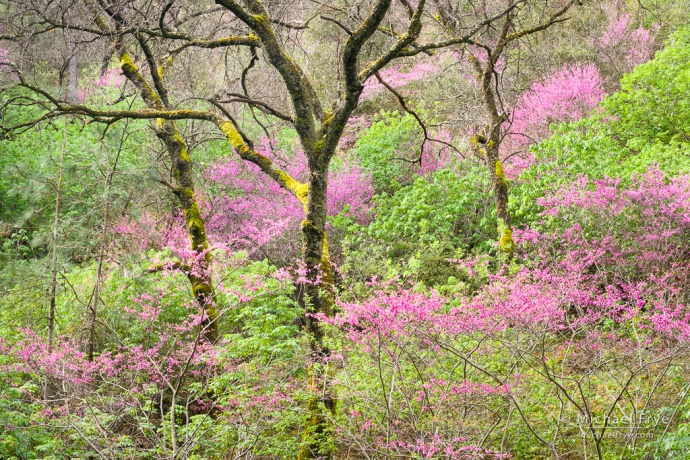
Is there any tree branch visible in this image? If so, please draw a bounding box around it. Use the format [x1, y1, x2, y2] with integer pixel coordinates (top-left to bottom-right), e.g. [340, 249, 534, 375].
[217, 95, 294, 123]
[375, 72, 463, 163]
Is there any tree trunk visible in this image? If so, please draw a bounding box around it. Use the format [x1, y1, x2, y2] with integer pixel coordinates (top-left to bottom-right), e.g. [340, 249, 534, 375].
[298, 160, 337, 460]
[157, 120, 219, 343]
[471, 128, 514, 261]
[66, 41, 78, 103]
[302, 159, 334, 331]
[44, 120, 66, 401]
[486, 150, 513, 258]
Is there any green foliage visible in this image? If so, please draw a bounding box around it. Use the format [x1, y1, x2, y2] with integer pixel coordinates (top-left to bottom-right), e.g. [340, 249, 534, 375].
[0, 92, 159, 350]
[640, 370, 690, 460]
[338, 165, 496, 292]
[514, 25, 690, 226]
[645, 407, 690, 459]
[0, 379, 59, 460]
[369, 167, 493, 250]
[604, 25, 690, 150]
[0, 120, 148, 256]
[220, 256, 302, 361]
[354, 110, 422, 192]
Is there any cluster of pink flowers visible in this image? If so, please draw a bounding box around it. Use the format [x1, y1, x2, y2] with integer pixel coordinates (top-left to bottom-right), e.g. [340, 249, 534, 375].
[4, 290, 219, 389]
[113, 140, 374, 261]
[504, 63, 605, 174]
[598, 14, 657, 74]
[0, 47, 18, 80]
[380, 436, 510, 460]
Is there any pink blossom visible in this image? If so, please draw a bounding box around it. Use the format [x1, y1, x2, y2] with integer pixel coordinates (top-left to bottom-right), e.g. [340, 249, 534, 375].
[599, 14, 657, 73]
[504, 63, 605, 174]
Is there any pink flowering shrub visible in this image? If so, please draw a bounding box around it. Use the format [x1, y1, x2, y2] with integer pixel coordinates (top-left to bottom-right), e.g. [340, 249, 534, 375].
[113, 209, 172, 251]
[0, 295, 222, 454]
[598, 14, 658, 78]
[322, 290, 512, 459]
[113, 141, 374, 263]
[324, 168, 690, 458]
[528, 168, 690, 282]
[519, 168, 690, 338]
[327, 264, 688, 456]
[504, 63, 605, 174]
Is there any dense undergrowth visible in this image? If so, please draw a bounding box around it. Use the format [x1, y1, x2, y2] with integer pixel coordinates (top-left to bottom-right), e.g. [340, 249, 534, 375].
[1, 10, 690, 460]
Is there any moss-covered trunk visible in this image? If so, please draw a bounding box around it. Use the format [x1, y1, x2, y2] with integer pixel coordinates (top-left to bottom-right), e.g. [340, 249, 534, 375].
[471, 128, 514, 260]
[471, 139, 515, 263]
[302, 159, 334, 331]
[469, 50, 515, 262]
[114, 47, 219, 343]
[157, 120, 218, 343]
[485, 142, 513, 258]
[298, 159, 336, 460]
